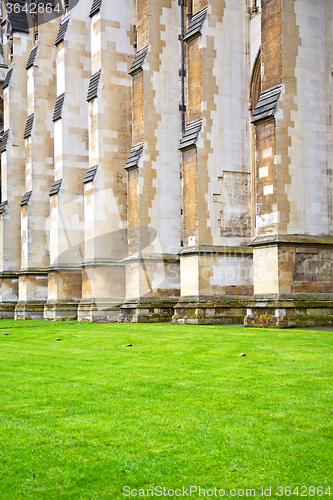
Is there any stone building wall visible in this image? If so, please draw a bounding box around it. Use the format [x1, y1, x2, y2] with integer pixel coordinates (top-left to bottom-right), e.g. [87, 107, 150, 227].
[0, 0, 332, 328]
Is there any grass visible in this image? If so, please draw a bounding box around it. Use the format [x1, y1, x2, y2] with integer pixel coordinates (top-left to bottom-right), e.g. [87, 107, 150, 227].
[0, 321, 332, 499]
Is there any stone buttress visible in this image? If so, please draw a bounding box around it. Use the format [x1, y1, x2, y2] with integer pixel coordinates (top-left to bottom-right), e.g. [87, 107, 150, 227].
[245, 0, 333, 327]
[44, 3, 90, 320]
[14, 10, 59, 319]
[173, 0, 254, 325]
[119, 0, 182, 323]
[77, 0, 133, 322]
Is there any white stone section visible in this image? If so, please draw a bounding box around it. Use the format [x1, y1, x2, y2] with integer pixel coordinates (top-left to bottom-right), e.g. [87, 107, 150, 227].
[253, 246, 279, 296]
[263, 184, 273, 196]
[256, 211, 279, 230]
[211, 255, 253, 287]
[259, 166, 269, 178]
[275, 309, 286, 317]
[149, 2, 182, 255]
[262, 147, 272, 159]
[250, 9, 261, 71]
[180, 255, 200, 296]
[56, 48, 65, 95]
[50, 5, 90, 270]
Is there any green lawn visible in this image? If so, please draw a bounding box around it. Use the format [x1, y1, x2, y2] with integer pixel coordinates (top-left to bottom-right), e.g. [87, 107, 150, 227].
[0, 321, 332, 499]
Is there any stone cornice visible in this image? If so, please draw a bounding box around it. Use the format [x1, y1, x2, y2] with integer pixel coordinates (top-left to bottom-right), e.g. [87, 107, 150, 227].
[180, 245, 253, 256]
[18, 269, 48, 276]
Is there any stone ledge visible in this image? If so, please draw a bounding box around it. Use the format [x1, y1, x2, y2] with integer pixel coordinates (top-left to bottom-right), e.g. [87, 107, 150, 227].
[119, 298, 178, 323]
[250, 234, 333, 247]
[180, 245, 253, 256]
[82, 260, 127, 268]
[47, 266, 82, 273]
[121, 253, 180, 263]
[18, 269, 49, 276]
[0, 272, 18, 279]
[251, 296, 333, 305]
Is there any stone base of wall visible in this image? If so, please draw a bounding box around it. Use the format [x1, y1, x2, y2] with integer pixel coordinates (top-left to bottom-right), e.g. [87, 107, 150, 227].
[14, 301, 46, 320]
[77, 299, 122, 322]
[44, 300, 80, 321]
[119, 298, 178, 323]
[0, 274, 19, 319]
[172, 296, 250, 325]
[244, 298, 333, 328]
[0, 302, 17, 319]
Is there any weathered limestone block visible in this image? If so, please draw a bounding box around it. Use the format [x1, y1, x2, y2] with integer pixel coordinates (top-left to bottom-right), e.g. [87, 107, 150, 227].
[0, 273, 18, 318]
[173, 246, 252, 324]
[15, 272, 48, 320]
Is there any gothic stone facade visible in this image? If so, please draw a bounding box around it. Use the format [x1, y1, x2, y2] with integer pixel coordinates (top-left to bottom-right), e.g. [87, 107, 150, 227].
[0, 0, 332, 327]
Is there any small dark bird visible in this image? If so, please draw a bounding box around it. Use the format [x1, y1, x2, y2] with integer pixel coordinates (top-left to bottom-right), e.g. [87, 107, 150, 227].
[239, 353, 246, 357]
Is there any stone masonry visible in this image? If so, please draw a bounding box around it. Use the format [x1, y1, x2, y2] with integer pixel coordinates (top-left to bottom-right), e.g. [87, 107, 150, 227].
[0, 0, 332, 328]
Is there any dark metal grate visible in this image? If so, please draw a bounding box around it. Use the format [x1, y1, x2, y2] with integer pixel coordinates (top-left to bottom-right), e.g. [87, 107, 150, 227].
[89, 0, 102, 17]
[129, 46, 149, 76]
[49, 179, 62, 196]
[183, 7, 208, 43]
[20, 191, 32, 207]
[7, 0, 29, 33]
[0, 201, 8, 214]
[23, 114, 35, 139]
[179, 119, 202, 151]
[87, 69, 101, 102]
[52, 93, 65, 122]
[26, 44, 39, 70]
[83, 165, 98, 184]
[125, 143, 144, 170]
[1, 130, 10, 153]
[2, 68, 13, 90]
[251, 85, 282, 124]
[55, 17, 69, 46]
